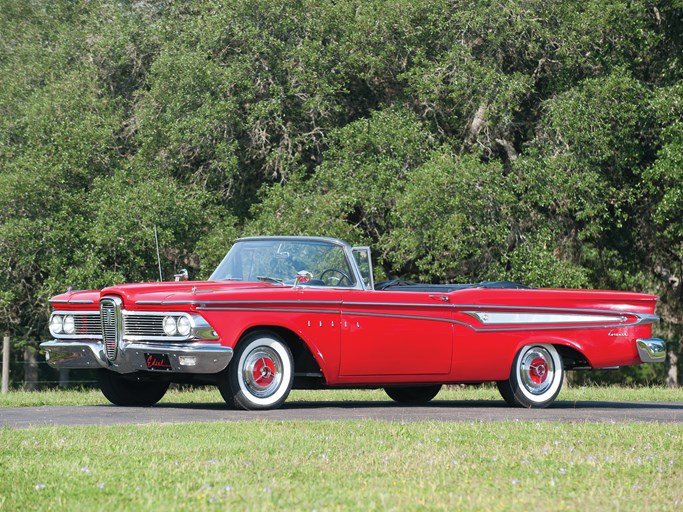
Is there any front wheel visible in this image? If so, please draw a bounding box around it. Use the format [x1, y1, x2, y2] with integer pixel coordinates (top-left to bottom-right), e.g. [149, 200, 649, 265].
[384, 384, 442, 404]
[497, 344, 564, 408]
[96, 370, 169, 407]
[218, 331, 294, 410]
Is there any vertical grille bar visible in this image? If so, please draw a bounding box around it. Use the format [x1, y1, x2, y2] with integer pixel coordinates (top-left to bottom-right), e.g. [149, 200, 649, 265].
[100, 297, 122, 361]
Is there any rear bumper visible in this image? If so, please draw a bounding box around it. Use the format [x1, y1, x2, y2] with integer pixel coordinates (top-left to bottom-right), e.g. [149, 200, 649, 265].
[40, 339, 233, 374]
[636, 338, 666, 363]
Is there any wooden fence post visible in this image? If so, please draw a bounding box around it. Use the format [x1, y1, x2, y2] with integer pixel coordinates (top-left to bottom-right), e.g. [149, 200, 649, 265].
[23, 345, 38, 391]
[1, 335, 9, 394]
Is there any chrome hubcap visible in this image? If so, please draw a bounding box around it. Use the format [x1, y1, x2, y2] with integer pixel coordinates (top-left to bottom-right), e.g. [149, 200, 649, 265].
[520, 347, 555, 395]
[242, 347, 283, 398]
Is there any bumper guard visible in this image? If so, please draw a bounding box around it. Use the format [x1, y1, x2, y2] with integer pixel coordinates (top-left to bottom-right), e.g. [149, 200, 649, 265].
[636, 338, 666, 363]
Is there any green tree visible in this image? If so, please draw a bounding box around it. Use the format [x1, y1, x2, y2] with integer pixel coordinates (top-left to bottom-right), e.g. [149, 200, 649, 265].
[248, 108, 435, 276]
[1, 0, 682, 385]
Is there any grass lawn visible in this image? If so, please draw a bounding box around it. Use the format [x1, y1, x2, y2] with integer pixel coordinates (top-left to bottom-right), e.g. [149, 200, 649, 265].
[1, 384, 682, 408]
[1, 385, 682, 510]
[1, 420, 681, 511]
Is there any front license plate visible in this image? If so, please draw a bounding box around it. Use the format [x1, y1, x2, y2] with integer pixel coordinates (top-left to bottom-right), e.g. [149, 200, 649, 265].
[144, 353, 172, 371]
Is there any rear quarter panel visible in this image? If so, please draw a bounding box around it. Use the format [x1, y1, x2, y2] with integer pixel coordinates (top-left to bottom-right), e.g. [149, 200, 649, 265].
[448, 288, 658, 381]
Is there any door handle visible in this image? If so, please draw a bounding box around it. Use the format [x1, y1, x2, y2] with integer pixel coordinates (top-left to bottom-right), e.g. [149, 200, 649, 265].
[429, 294, 449, 303]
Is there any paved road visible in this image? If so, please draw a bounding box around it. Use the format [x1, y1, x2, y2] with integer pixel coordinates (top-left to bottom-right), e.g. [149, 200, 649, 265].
[2, 400, 683, 428]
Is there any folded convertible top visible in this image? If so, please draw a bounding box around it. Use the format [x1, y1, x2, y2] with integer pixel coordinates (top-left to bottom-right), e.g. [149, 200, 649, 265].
[374, 280, 533, 292]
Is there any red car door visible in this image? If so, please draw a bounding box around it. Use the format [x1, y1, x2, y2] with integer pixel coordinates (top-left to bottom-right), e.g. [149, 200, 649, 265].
[339, 290, 453, 376]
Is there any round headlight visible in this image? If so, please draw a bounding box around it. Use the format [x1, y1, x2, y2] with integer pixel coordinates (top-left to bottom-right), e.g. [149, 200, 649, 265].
[62, 315, 75, 335]
[163, 316, 178, 336]
[177, 316, 192, 337]
[50, 315, 64, 335]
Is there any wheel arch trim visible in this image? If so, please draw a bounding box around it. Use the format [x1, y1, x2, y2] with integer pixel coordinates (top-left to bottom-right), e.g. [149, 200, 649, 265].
[235, 325, 328, 382]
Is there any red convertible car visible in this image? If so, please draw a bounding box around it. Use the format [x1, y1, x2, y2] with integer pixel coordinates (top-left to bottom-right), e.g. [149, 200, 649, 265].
[41, 236, 665, 409]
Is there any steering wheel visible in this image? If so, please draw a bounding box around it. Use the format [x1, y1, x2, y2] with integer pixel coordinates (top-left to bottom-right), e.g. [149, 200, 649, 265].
[319, 268, 353, 286]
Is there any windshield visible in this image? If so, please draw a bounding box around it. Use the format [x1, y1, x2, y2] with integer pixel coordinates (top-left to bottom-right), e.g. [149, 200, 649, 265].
[210, 239, 357, 287]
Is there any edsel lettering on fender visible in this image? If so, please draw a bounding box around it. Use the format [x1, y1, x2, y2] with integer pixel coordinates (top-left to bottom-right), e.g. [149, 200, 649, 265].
[41, 236, 666, 410]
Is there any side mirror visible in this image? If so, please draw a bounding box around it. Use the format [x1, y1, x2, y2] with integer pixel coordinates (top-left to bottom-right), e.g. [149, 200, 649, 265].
[294, 270, 313, 287]
[174, 269, 189, 282]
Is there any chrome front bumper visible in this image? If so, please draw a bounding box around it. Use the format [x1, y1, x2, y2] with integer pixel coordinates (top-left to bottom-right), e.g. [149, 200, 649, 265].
[636, 338, 666, 363]
[40, 340, 233, 374]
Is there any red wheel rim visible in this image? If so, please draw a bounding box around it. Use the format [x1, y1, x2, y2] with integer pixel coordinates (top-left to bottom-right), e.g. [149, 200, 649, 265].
[252, 357, 276, 386]
[520, 347, 555, 395]
[528, 356, 548, 385]
[241, 346, 283, 398]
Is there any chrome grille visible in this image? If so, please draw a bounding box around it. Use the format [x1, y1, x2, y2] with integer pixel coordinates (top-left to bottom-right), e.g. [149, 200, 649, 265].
[124, 315, 165, 337]
[73, 315, 101, 336]
[100, 297, 121, 361]
[51, 306, 198, 343]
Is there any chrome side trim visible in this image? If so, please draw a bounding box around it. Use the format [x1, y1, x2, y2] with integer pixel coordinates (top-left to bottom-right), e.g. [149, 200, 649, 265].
[137, 299, 344, 306]
[464, 311, 627, 325]
[636, 338, 666, 363]
[197, 306, 342, 315]
[455, 323, 643, 333]
[49, 299, 95, 305]
[347, 311, 454, 324]
[451, 302, 653, 315]
[193, 301, 657, 331]
[136, 297, 656, 319]
[632, 314, 660, 325]
[195, 306, 646, 333]
[50, 310, 100, 316]
[464, 311, 658, 327]
[346, 312, 645, 332]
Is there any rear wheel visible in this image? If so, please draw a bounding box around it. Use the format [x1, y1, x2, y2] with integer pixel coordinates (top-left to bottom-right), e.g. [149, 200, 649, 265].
[218, 331, 293, 410]
[96, 370, 169, 407]
[384, 384, 442, 404]
[497, 344, 563, 408]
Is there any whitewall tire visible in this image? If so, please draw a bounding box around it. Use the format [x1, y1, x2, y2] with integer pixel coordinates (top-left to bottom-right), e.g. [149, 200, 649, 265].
[497, 344, 564, 408]
[219, 331, 293, 410]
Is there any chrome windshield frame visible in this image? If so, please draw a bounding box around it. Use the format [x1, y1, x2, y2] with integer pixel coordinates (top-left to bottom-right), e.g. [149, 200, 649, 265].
[210, 236, 370, 291]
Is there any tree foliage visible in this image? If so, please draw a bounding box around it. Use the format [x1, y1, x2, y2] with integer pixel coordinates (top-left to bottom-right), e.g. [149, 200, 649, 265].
[1, 0, 682, 383]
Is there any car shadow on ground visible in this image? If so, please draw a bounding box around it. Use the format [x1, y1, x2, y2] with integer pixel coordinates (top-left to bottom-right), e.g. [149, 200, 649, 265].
[143, 399, 683, 411]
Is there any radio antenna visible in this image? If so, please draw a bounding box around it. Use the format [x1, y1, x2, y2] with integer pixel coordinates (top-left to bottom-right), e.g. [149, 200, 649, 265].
[154, 225, 163, 282]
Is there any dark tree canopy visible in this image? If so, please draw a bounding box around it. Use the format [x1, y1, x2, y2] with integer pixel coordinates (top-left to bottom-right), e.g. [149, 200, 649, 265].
[1, 0, 682, 384]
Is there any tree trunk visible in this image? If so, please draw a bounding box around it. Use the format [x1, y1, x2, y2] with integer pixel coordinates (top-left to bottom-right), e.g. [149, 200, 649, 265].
[465, 105, 487, 147]
[667, 349, 679, 388]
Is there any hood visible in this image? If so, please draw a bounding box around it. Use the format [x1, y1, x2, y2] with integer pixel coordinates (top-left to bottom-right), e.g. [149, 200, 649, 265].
[102, 280, 282, 306]
[49, 289, 101, 306]
[50, 281, 280, 309]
